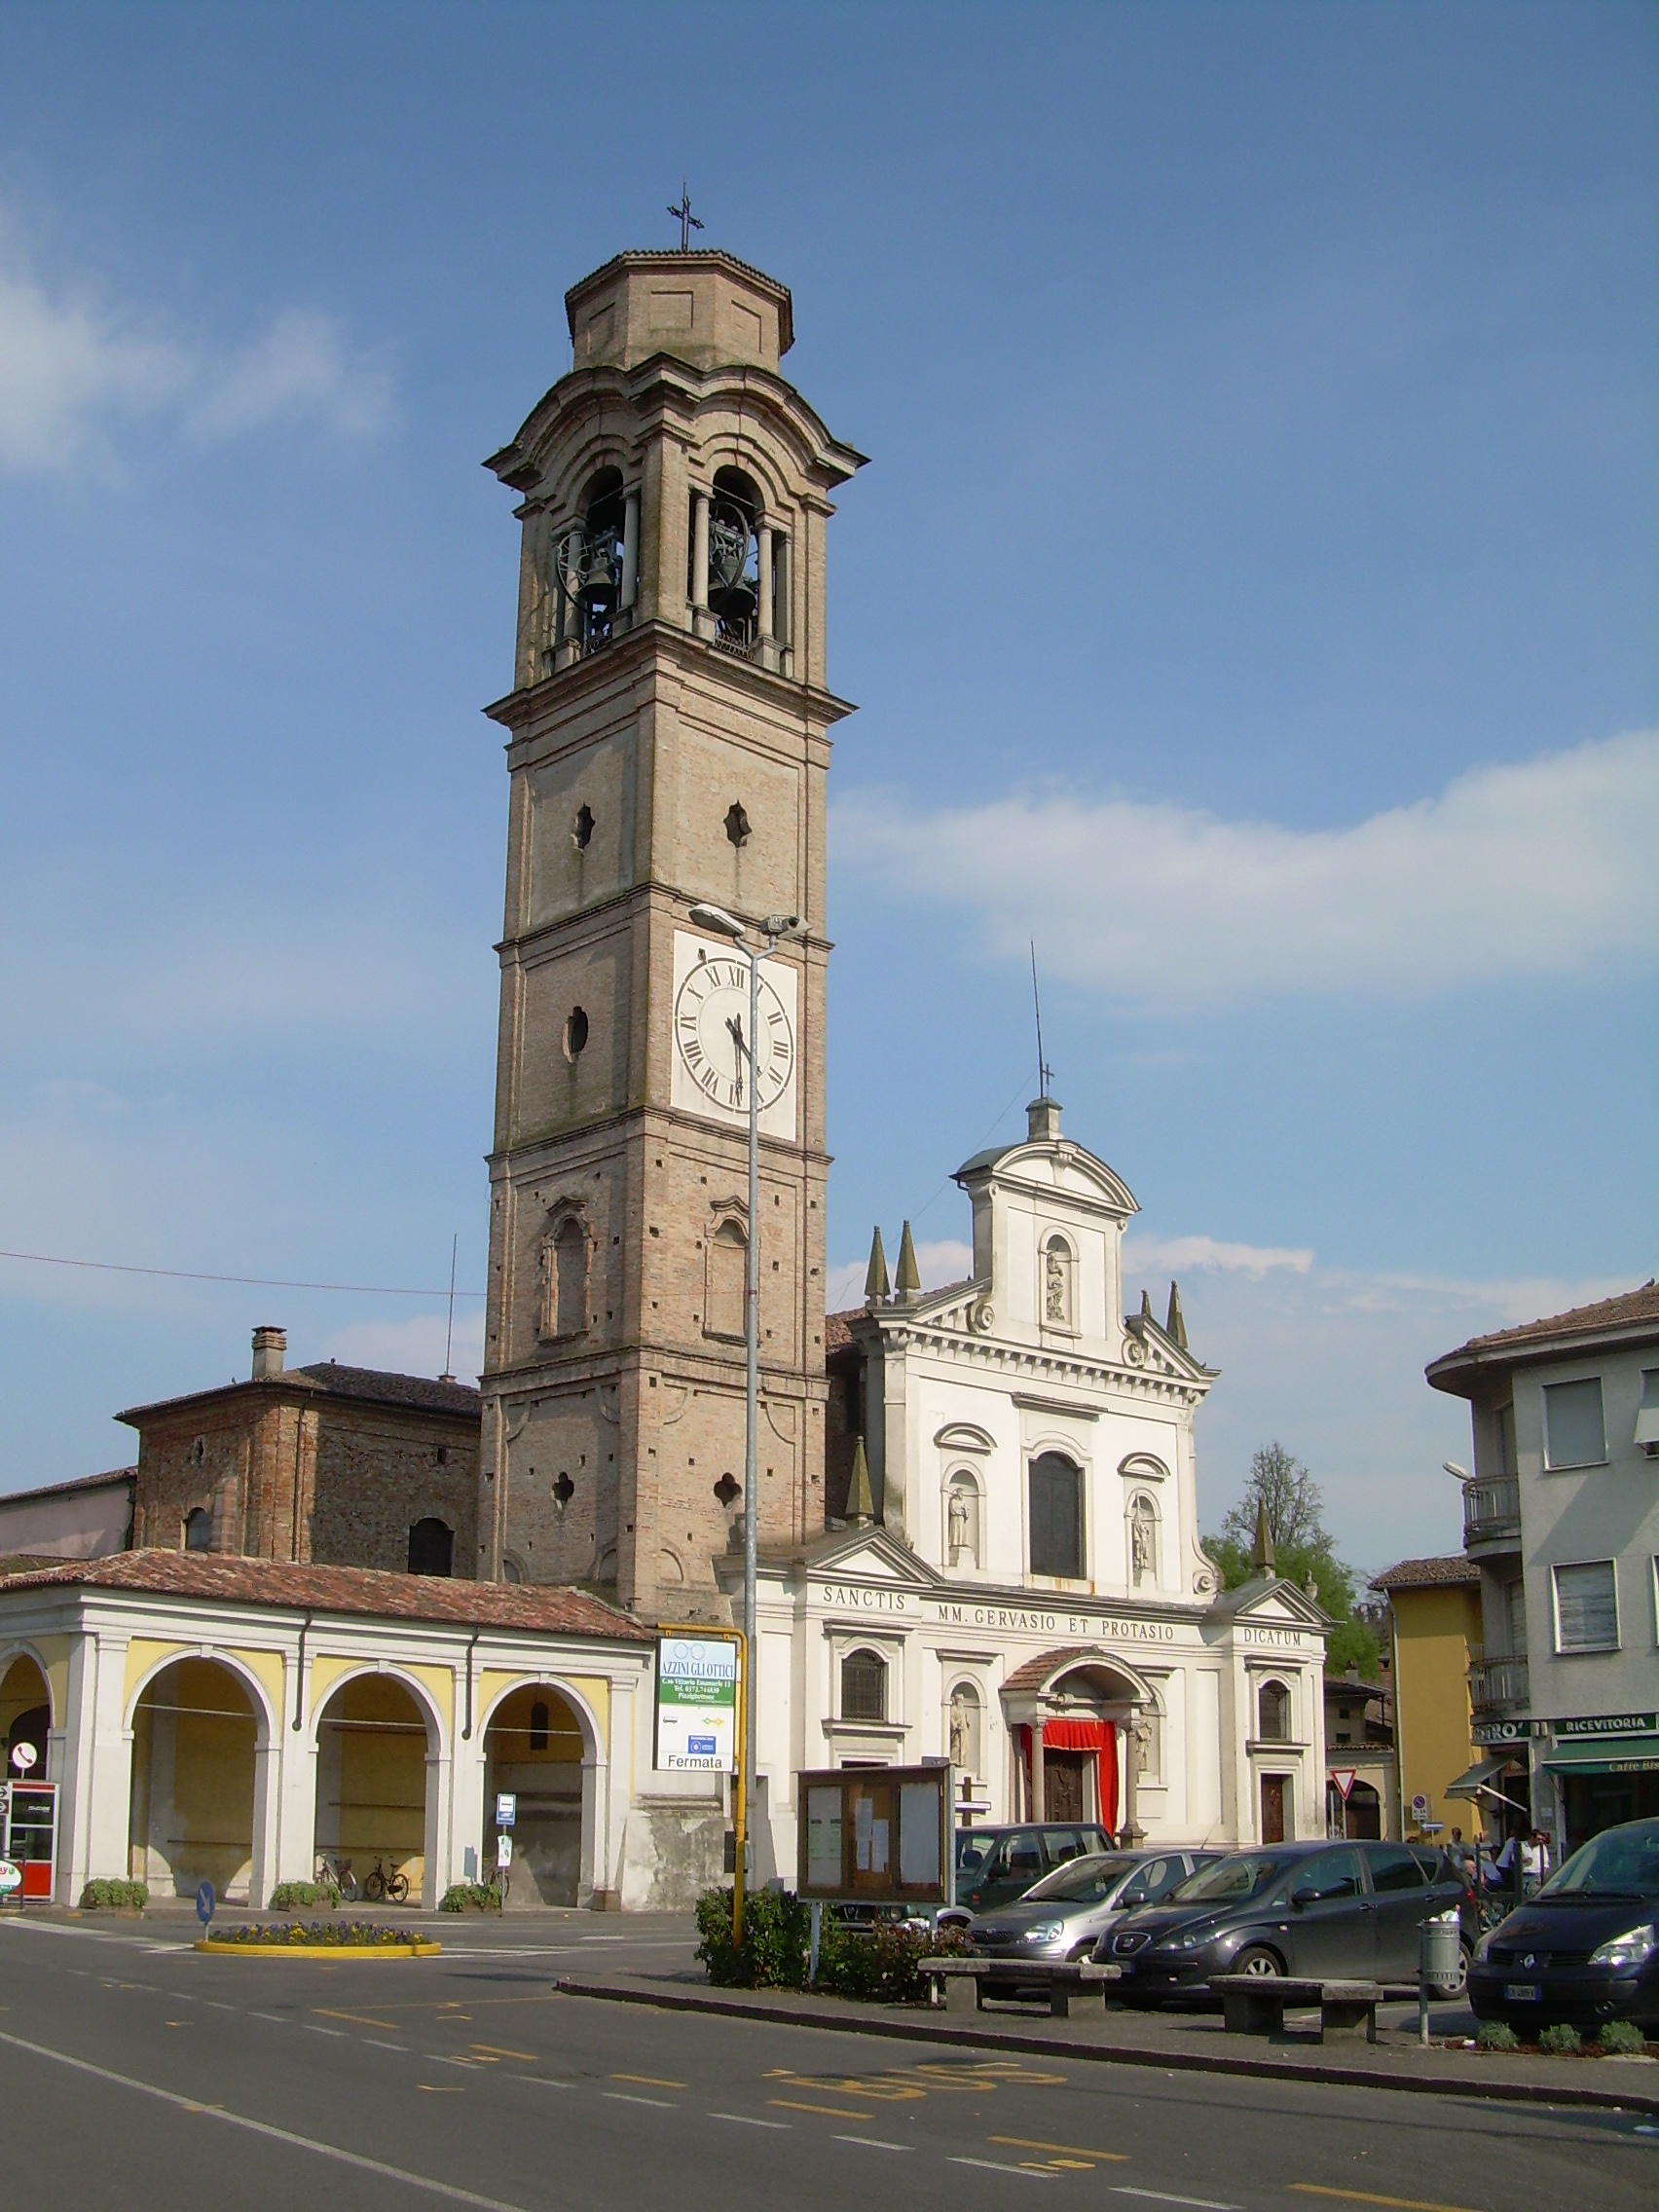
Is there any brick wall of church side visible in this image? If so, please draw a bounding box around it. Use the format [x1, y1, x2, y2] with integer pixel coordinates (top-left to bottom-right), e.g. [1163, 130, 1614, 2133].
[308, 1410, 480, 1576]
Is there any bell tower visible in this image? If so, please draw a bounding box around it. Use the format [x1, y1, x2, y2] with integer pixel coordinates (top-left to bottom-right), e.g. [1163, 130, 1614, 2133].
[477, 250, 865, 1616]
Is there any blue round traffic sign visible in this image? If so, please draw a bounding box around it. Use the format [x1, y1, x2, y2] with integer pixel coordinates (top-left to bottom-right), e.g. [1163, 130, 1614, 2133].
[195, 1880, 215, 1926]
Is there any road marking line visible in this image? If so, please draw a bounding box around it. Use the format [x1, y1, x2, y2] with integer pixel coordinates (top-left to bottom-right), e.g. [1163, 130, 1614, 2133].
[166, 2020, 190, 2028]
[834, 2136, 912, 2153]
[471, 2046, 536, 2062]
[365, 2040, 409, 2052]
[420, 2086, 465, 2094]
[769, 2098, 876, 2120]
[1290, 2192, 1486, 2212]
[610, 2072, 686, 2088]
[317, 2009, 400, 2030]
[202, 2002, 237, 2013]
[709, 2113, 792, 2129]
[603, 2091, 677, 2109]
[305, 2025, 346, 2038]
[993, 2137, 1130, 2163]
[0, 2028, 525, 2209]
[951, 2157, 1055, 2179]
[432, 2057, 478, 2070]
[508, 2076, 571, 2089]
[249, 2011, 286, 2024]
[1111, 2192, 1241, 2211]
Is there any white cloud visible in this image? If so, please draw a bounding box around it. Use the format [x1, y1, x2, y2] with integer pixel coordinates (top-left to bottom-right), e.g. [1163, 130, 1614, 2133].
[834, 730, 1659, 1008]
[1125, 1233, 1312, 1278]
[0, 213, 392, 472]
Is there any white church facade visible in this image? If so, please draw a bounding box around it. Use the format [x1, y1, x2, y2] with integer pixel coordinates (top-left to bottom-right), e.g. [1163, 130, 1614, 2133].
[735, 1097, 1330, 1883]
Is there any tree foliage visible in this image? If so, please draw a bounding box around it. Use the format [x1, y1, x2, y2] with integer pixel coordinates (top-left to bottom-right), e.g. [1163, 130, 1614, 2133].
[1205, 1442, 1380, 1679]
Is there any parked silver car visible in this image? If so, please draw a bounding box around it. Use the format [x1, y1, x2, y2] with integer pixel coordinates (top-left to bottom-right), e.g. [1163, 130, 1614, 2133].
[969, 1849, 1219, 1974]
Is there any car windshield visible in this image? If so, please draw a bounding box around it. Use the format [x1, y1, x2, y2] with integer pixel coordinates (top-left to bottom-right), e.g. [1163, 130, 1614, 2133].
[1538, 1819, 1659, 1899]
[1168, 1852, 1295, 1904]
[1021, 1854, 1128, 1903]
[956, 1835, 990, 1872]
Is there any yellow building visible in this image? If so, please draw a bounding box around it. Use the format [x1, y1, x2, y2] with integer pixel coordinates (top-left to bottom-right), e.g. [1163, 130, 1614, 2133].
[1371, 1556, 1484, 1844]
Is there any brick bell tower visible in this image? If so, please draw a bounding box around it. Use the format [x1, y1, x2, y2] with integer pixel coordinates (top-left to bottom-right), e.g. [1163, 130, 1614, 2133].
[477, 249, 865, 1617]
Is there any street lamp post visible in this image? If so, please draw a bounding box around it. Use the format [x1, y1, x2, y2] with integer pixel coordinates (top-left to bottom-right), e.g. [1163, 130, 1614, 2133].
[687, 902, 796, 1945]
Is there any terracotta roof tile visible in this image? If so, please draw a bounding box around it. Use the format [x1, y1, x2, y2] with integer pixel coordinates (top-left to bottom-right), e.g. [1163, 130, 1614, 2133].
[1001, 1644, 1106, 1695]
[1370, 1555, 1481, 1591]
[824, 1309, 863, 1353]
[1429, 1280, 1659, 1385]
[0, 1549, 650, 1641]
[0, 1466, 135, 1504]
[119, 1364, 481, 1426]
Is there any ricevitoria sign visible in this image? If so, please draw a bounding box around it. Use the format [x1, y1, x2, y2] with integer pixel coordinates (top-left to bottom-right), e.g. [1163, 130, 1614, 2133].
[653, 1635, 738, 1773]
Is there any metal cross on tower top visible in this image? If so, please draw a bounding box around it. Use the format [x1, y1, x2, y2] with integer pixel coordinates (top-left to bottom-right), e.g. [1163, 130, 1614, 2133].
[668, 183, 704, 253]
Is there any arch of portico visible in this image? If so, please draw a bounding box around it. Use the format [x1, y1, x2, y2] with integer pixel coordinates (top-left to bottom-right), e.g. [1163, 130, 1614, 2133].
[1001, 1645, 1158, 1842]
[126, 1650, 277, 1903]
[1, 1649, 54, 1776]
[477, 1677, 605, 1905]
[310, 1665, 448, 1908]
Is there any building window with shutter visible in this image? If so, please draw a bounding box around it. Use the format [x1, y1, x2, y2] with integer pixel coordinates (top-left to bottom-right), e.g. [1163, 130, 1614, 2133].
[1543, 1378, 1606, 1470]
[841, 1648, 887, 1723]
[1552, 1559, 1619, 1653]
[1028, 1452, 1084, 1580]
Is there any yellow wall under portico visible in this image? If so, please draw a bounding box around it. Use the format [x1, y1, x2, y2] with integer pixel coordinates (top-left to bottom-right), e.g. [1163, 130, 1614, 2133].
[1390, 1584, 1483, 1839]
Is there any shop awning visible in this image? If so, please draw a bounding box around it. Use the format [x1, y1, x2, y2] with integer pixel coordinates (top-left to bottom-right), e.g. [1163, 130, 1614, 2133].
[1445, 1754, 1525, 1800]
[1542, 1735, 1659, 1777]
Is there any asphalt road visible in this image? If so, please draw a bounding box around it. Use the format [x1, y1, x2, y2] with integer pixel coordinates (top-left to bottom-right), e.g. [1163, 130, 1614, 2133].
[1, 1914, 1654, 2212]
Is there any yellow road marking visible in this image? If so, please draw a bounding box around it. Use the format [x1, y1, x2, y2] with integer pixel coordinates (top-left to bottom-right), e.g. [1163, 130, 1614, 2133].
[769, 2098, 877, 2120]
[769, 2072, 923, 2102]
[472, 2045, 537, 2062]
[610, 2072, 687, 2090]
[316, 2009, 399, 2030]
[1291, 2189, 1487, 2212]
[991, 2137, 1130, 2164]
[418, 2084, 464, 2094]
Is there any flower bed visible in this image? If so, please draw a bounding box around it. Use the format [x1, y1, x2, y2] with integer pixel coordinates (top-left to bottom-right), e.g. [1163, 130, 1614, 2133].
[200, 1920, 435, 1950]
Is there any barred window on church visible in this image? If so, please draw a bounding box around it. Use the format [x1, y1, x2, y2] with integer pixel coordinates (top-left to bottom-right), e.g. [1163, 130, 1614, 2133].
[841, 1648, 887, 1723]
[1028, 1452, 1084, 1579]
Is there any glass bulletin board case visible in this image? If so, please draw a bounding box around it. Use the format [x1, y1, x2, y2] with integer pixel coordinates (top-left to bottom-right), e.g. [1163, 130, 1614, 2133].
[795, 1763, 954, 1907]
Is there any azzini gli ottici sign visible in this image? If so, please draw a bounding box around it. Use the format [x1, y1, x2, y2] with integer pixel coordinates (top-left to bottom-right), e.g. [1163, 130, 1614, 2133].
[654, 1636, 738, 1772]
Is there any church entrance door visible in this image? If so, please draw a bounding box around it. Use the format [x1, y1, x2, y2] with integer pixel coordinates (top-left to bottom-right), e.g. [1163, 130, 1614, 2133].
[1261, 1774, 1288, 1845]
[1045, 1751, 1088, 1823]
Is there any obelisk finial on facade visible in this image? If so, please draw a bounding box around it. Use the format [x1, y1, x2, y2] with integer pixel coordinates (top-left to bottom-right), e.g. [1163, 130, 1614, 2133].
[1252, 1499, 1276, 1575]
[847, 1435, 876, 1526]
[1166, 1279, 1188, 1350]
[895, 1219, 921, 1297]
[865, 1225, 890, 1303]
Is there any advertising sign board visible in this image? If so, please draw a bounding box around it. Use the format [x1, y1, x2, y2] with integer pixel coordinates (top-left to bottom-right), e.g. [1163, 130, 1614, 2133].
[794, 1763, 954, 1908]
[654, 1635, 738, 1772]
[0, 1862, 20, 1896]
[496, 1833, 513, 1870]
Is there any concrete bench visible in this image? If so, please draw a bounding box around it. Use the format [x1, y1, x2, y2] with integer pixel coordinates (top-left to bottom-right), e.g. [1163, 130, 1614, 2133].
[922, 1956, 1116, 2019]
[1209, 1974, 1382, 2044]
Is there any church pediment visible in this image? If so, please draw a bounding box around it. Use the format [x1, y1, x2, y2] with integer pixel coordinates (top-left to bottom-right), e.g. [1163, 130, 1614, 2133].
[793, 1525, 942, 1588]
[954, 1135, 1138, 1223]
[1219, 1576, 1330, 1629]
[934, 1421, 995, 1455]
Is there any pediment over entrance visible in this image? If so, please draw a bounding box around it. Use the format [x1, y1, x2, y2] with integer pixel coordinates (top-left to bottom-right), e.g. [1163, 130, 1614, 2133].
[999, 1642, 1157, 1709]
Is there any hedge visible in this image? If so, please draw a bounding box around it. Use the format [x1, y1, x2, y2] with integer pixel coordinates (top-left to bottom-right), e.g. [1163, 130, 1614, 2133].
[693, 1886, 969, 2001]
[79, 1879, 148, 1910]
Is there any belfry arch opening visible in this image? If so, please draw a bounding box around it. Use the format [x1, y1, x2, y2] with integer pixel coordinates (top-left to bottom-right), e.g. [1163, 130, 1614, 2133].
[313, 1674, 434, 1905]
[129, 1658, 261, 1901]
[483, 1682, 588, 1905]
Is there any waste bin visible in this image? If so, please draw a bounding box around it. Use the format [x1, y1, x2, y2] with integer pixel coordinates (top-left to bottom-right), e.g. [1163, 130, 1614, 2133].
[1419, 1908, 1463, 1991]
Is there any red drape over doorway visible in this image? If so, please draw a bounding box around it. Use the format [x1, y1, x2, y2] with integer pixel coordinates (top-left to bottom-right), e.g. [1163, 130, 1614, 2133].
[1015, 1720, 1118, 1836]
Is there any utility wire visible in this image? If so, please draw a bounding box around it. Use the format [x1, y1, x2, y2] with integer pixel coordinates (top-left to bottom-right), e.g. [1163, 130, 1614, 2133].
[0, 1247, 486, 1298]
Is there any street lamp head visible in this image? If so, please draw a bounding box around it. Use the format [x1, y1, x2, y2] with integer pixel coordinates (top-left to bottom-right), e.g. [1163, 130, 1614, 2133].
[1443, 1460, 1470, 1482]
[688, 903, 745, 941]
[763, 914, 799, 940]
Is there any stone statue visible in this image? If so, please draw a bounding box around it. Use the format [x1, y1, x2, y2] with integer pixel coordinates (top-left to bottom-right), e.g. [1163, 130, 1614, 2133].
[948, 1687, 974, 1772]
[1045, 1244, 1066, 1324]
[947, 1486, 972, 1562]
[535, 1233, 557, 1340]
[1130, 1495, 1156, 1584]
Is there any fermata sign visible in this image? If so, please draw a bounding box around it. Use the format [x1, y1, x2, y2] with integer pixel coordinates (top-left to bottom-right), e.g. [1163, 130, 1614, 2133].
[654, 1635, 738, 1772]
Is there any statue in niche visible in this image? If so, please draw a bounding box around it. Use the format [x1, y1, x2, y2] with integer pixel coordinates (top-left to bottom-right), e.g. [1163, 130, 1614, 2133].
[1130, 1495, 1157, 1585]
[1133, 1715, 1155, 1777]
[535, 1233, 557, 1340]
[947, 1484, 973, 1563]
[1045, 1243, 1067, 1324]
[948, 1686, 978, 1773]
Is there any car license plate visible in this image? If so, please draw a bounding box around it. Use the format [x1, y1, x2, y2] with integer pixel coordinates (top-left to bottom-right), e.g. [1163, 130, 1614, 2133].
[1504, 1983, 1541, 2003]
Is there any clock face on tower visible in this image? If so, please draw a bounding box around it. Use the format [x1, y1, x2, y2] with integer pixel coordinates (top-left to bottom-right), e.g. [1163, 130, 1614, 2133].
[670, 930, 798, 1138]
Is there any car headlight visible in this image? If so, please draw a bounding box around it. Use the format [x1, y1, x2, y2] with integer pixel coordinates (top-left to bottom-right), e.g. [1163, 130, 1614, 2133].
[1024, 1921, 1064, 1943]
[1589, 1923, 1657, 1972]
[1168, 1919, 1220, 1951]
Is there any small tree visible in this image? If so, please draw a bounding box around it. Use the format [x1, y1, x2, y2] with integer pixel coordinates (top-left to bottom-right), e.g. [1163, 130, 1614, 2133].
[1205, 1443, 1379, 1679]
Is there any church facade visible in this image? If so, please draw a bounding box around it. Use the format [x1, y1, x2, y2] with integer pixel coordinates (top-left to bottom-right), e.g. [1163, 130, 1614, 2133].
[735, 1098, 1329, 1880]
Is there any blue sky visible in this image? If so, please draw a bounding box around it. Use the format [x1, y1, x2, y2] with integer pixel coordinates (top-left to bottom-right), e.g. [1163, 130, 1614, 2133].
[1, 2, 1654, 1568]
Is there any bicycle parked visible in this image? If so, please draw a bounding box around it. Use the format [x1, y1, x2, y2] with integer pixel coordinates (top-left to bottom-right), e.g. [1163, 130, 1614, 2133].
[314, 1852, 358, 1901]
[361, 1857, 411, 1904]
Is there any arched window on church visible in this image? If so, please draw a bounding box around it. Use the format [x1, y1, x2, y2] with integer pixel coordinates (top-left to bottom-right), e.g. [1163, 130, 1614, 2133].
[184, 1506, 212, 1554]
[1028, 1453, 1084, 1580]
[409, 1517, 455, 1577]
[705, 1216, 748, 1340]
[841, 1649, 887, 1724]
[538, 1213, 589, 1342]
[1257, 1679, 1291, 1742]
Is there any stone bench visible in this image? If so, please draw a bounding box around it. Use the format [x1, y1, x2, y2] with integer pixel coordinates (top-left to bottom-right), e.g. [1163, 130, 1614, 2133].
[1209, 1974, 1383, 2044]
[922, 1955, 1117, 2019]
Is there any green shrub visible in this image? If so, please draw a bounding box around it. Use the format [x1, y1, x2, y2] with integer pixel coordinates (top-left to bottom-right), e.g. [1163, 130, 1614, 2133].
[693, 1887, 971, 2000]
[79, 1878, 148, 1911]
[1537, 2022, 1581, 2055]
[1475, 2020, 1519, 2051]
[439, 1882, 503, 1914]
[1597, 2019, 1646, 2055]
[271, 1880, 337, 1912]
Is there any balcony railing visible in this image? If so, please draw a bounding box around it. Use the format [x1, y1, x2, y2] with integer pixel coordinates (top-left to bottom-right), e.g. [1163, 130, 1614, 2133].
[1462, 1474, 1521, 1546]
[1469, 1655, 1530, 1712]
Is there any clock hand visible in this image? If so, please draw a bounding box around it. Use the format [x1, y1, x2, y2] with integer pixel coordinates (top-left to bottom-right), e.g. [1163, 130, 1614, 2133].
[726, 1012, 746, 1107]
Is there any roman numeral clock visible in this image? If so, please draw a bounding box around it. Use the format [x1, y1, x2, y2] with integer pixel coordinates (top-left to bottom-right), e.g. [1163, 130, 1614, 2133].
[671, 937, 797, 1133]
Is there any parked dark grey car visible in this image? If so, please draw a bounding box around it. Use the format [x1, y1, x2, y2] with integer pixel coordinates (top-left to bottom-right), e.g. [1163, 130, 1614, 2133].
[1102, 1840, 1472, 2001]
[969, 1849, 1220, 1977]
[1470, 1816, 1659, 2031]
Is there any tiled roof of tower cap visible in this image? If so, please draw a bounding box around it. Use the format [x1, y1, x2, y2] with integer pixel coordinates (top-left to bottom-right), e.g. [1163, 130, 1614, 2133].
[117, 1361, 481, 1425]
[1429, 1279, 1659, 1371]
[1370, 1556, 1482, 1591]
[0, 1549, 652, 1639]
